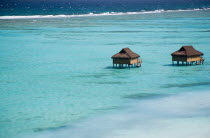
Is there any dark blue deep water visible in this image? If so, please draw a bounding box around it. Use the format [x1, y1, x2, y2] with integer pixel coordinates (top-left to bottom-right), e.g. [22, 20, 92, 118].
[0, 0, 210, 15]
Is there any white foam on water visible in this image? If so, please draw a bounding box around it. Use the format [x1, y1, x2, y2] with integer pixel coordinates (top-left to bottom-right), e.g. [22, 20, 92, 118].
[25, 90, 210, 138]
[0, 8, 210, 20]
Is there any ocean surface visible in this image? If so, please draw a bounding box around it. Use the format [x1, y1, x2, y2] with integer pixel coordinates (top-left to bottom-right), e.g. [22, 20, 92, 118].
[0, 1, 210, 138]
[0, 0, 210, 16]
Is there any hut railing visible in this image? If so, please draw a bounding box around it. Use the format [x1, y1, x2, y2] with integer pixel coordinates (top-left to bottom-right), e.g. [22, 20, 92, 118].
[138, 59, 142, 63]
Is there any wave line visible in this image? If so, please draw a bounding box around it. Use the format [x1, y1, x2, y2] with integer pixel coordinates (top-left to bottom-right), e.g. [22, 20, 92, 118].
[0, 8, 209, 20]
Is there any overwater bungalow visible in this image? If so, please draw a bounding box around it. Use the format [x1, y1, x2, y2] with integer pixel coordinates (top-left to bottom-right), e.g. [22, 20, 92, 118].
[171, 46, 204, 65]
[111, 48, 142, 68]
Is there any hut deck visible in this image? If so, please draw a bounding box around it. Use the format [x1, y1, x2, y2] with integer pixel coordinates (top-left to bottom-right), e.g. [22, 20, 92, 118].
[196, 58, 205, 65]
[136, 63, 141, 67]
[136, 59, 142, 67]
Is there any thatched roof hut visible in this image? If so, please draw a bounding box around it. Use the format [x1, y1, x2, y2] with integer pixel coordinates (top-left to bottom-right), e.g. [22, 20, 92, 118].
[171, 46, 204, 65]
[112, 48, 140, 59]
[111, 48, 141, 68]
[171, 46, 203, 57]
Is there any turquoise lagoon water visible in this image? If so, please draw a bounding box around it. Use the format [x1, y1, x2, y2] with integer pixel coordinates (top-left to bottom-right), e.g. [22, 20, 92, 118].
[0, 10, 210, 138]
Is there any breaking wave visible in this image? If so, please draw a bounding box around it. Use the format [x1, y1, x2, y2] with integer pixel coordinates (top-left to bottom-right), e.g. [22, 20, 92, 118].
[0, 8, 209, 19]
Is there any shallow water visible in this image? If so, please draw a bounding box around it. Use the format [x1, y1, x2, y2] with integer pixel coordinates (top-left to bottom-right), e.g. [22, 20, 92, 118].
[0, 10, 210, 138]
[27, 90, 210, 138]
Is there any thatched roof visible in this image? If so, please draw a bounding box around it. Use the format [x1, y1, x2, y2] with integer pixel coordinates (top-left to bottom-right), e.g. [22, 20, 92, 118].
[171, 46, 203, 56]
[112, 48, 140, 59]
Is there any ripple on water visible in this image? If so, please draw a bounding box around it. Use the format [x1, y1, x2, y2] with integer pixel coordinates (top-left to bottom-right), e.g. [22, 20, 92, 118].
[161, 82, 210, 88]
[123, 93, 165, 100]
